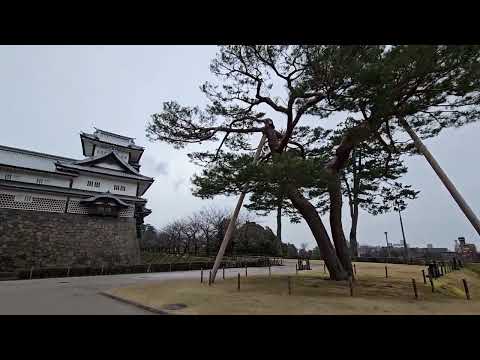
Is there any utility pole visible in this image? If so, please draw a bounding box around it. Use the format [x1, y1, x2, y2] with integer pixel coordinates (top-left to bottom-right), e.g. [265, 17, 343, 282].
[399, 117, 480, 237]
[398, 208, 409, 263]
[384, 231, 390, 259]
[210, 134, 267, 283]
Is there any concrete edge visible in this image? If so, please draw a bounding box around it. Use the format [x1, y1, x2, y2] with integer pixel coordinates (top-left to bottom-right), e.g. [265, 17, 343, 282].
[100, 291, 170, 315]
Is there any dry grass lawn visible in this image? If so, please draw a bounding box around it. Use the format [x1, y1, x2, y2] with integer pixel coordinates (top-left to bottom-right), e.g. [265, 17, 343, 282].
[104, 261, 480, 315]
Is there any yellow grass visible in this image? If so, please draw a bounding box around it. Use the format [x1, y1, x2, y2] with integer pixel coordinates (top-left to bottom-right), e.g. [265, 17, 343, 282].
[104, 261, 480, 315]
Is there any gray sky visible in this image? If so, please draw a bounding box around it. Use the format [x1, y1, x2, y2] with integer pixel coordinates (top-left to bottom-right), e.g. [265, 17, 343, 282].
[1, 45, 479, 251]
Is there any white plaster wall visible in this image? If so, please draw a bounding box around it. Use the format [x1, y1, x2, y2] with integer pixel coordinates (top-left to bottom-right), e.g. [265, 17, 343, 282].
[72, 174, 137, 196]
[93, 161, 124, 171]
[0, 168, 71, 188]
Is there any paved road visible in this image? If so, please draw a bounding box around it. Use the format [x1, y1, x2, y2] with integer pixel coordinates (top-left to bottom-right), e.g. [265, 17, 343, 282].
[0, 261, 301, 315]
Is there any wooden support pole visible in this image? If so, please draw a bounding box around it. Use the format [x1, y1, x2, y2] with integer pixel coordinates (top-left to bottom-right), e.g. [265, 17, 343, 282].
[385, 266, 388, 278]
[422, 269, 427, 284]
[288, 276, 292, 295]
[323, 262, 326, 273]
[245, 264, 248, 278]
[210, 135, 267, 283]
[208, 271, 212, 286]
[462, 279, 470, 300]
[349, 277, 354, 297]
[430, 277, 435, 293]
[237, 273, 240, 291]
[201, 268, 203, 283]
[353, 264, 357, 275]
[412, 278, 418, 299]
[399, 117, 480, 236]
[269, 265, 271, 278]
[222, 265, 225, 280]
[169, 263, 172, 272]
[296, 263, 298, 275]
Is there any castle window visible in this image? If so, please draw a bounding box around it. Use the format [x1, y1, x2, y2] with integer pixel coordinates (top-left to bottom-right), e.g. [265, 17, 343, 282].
[36, 178, 44, 185]
[87, 180, 93, 187]
[120, 185, 125, 191]
[94, 181, 101, 188]
[114, 185, 125, 191]
[24, 195, 32, 202]
[4, 174, 12, 181]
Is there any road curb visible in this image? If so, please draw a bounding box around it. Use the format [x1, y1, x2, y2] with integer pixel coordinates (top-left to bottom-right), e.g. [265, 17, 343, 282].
[100, 291, 170, 315]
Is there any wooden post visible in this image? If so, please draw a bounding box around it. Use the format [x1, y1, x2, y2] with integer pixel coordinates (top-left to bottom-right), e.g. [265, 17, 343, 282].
[399, 117, 480, 236]
[422, 269, 426, 284]
[288, 276, 292, 295]
[348, 276, 354, 297]
[222, 266, 225, 280]
[245, 264, 248, 278]
[430, 277, 435, 293]
[29, 267, 34, 280]
[147, 264, 151, 273]
[462, 279, 470, 300]
[353, 264, 357, 275]
[269, 265, 271, 278]
[385, 265, 388, 278]
[169, 263, 172, 272]
[323, 262, 326, 273]
[201, 268, 203, 283]
[412, 278, 418, 299]
[237, 273, 240, 291]
[296, 263, 298, 275]
[210, 135, 267, 283]
[208, 271, 212, 286]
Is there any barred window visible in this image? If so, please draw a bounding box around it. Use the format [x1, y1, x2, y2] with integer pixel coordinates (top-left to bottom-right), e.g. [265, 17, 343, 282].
[4, 174, 12, 181]
[36, 178, 44, 185]
[94, 181, 101, 188]
[87, 180, 93, 187]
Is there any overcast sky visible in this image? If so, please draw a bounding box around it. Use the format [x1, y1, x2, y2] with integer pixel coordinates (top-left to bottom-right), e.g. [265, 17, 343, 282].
[1, 45, 479, 251]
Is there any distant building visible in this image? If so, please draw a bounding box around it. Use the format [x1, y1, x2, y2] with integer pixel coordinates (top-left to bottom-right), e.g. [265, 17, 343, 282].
[358, 243, 454, 260]
[0, 128, 154, 271]
[455, 237, 477, 261]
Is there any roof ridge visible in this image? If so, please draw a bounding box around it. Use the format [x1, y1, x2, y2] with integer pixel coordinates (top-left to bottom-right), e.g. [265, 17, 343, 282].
[0, 144, 78, 162]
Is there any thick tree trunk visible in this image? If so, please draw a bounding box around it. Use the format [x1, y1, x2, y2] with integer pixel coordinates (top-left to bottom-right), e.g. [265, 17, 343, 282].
[328, 174, 353, 276]
[276, 201, 282, 242]
[285, 185, 348, 280]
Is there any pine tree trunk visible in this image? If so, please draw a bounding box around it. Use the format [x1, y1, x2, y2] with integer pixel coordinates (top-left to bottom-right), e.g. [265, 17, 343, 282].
[285, 185, 348, 280]
[349, 205, 359, 258]
[276, 201, 282, 242]
[328, 174, 353, 276]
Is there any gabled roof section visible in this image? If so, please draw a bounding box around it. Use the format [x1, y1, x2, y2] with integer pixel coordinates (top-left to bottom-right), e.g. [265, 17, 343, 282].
[73, 151, 141, 176]
[55, 151, 154, 182]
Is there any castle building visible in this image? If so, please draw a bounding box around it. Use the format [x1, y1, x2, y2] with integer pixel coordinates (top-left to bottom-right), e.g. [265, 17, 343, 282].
[0, 128, 154, 271]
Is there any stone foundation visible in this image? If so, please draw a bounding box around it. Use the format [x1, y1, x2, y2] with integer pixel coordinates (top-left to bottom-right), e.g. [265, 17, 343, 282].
[0, 208, 140, 271]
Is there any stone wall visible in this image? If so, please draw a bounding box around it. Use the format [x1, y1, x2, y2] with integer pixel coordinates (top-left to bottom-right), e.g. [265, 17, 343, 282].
[0, 208, 140, 271]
